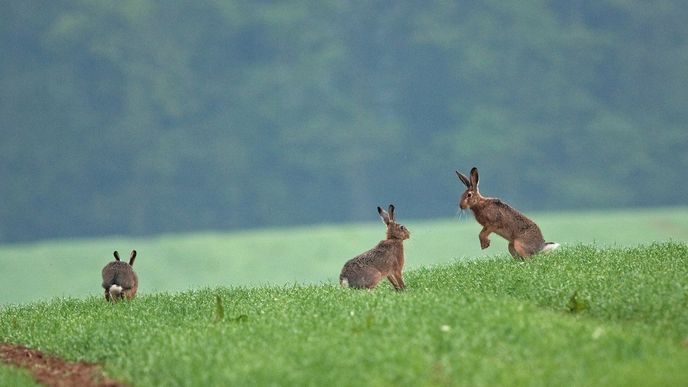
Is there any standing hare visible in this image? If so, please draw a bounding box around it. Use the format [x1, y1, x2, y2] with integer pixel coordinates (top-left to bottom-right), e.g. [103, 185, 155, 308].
[340, 205, 410, 290]
[456, 167, 559, 259]
[101, 250, 139, 301]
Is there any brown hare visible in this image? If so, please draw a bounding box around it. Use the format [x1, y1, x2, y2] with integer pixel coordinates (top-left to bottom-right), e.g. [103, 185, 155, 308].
[340, 205, 410, 290]
[101, 250, 139, 301]
[456, 167, 559, 259]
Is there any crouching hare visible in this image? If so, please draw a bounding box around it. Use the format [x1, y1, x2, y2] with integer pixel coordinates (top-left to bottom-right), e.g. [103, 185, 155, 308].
[102, 250, 139, 301]
[340, 205, 410, 290]
[456, 167, 559, 259]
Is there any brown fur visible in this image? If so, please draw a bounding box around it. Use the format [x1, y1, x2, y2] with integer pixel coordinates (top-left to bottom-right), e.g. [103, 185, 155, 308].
[339, 205, 410, 290]
[456, 167, 558, 259]
[101, 250, 139, 301]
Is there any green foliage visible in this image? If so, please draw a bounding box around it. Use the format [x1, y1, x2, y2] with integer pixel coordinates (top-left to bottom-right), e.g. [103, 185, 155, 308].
[1, 1, 687, 242]
[1, 243, 687, 386]
[567, 290, 590, 314]
[213, 294, 224, 323]
[1, 207, 687, 306]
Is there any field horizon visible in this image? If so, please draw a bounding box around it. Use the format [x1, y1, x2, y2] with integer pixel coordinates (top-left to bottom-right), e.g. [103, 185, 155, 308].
[0, 206, 687, 306]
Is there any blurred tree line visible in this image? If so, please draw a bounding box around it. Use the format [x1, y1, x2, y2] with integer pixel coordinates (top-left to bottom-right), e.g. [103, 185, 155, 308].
[1, 0, 686, 242]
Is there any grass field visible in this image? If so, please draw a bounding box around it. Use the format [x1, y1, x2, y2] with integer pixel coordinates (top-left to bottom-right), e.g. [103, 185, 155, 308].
[0, 365, 36, 387]
[1, 242, 686, 386]
[0, 207, 687, 306]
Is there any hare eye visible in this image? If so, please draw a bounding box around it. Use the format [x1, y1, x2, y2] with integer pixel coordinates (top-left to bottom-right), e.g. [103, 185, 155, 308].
[400, 226, 406, 230]
[467, 192, 473, 198]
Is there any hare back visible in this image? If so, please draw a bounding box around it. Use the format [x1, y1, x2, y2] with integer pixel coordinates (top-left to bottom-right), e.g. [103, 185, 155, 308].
[475, 199, 544, 242]
[342, 240, 403, 274]
[101, 261, 137, 289]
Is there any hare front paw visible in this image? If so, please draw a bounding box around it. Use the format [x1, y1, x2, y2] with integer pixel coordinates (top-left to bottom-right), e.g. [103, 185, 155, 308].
[480, 237, 490, 249]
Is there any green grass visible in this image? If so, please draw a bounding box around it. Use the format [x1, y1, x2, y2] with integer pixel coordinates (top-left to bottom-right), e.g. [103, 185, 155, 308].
[1, 243, 687, 386]
[0, 207, 687, 306]
[0, 365, 38, 387]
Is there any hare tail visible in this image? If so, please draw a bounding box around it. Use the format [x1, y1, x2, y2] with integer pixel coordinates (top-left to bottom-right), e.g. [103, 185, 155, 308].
[108, 284, 123, 299]
[340, 277, 349, 288]
[541, 242, 560, 252]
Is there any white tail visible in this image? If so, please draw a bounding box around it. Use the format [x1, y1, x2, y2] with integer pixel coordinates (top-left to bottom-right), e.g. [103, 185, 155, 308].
[542, 242, 561, 252]
[108, 284, 123, 299]
[340, 278, 349, 288]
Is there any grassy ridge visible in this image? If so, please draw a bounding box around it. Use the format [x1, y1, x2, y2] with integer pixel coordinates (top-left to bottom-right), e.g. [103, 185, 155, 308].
[1, 243, 687, 386]
[1, 207, 687, 306]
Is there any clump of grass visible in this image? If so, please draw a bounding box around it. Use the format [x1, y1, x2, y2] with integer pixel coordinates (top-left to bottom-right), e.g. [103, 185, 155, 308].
[412, 242, 688, 339]
[1, 243, 687, 386]
[566, 290, 590, 314]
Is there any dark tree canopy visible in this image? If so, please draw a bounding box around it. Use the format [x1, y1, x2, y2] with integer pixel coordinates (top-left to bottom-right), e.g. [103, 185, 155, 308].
[1, 1, 686, 242]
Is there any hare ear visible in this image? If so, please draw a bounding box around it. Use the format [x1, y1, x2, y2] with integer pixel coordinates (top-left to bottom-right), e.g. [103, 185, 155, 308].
[470, 167, 479, 188]
[388, 204, 396, 222]
[456, 171, 470, 188]
[113, 251, 120, 261]
[377, 206, 390, 225]
[129, 250, 137, 266]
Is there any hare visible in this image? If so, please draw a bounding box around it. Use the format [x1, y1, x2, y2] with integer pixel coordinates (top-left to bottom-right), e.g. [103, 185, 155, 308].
[101, 250, 139, 301]
[339, 205, 410, 290]
[456, 167, 559, 259]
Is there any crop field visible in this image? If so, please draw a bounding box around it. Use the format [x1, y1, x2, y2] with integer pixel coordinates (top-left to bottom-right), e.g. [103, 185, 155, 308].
[0, 208, 687, 386]
[0, 243, 687, 386]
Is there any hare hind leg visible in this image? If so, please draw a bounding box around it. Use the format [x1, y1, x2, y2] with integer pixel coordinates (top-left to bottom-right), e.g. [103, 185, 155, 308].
[508, 242, 529, 261]
[123, 289, 136, 300]
[513, 239, 540, 258]
[346, 267, 383, 289]
[508, 242, 522, 259]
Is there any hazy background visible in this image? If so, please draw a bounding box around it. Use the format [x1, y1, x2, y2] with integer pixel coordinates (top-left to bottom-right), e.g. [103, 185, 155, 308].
[2, 1, 687, 243]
